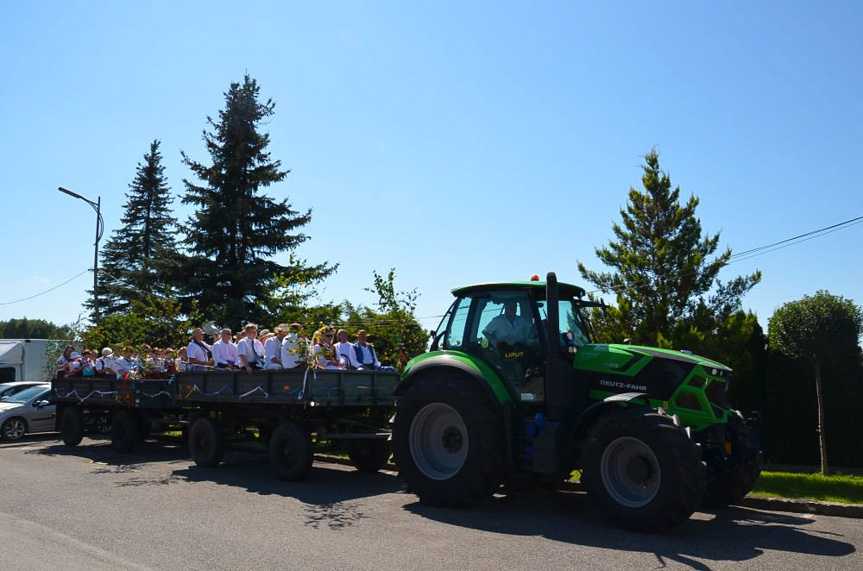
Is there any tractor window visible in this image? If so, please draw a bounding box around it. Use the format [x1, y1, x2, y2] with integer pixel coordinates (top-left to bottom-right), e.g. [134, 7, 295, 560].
[442, 296, 471, 349]
[536, 299, 592, 348]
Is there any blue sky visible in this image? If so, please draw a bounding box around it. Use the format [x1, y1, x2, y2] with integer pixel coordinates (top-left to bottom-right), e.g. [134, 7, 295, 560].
[1, 1, 861, 335]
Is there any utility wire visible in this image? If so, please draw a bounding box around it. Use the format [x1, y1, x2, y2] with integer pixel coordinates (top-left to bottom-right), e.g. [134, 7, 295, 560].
[585, 214, 863, 297]
[0, 268, 91, 306]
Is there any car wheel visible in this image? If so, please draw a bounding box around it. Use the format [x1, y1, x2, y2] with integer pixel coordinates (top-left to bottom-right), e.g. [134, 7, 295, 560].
[1, 417, 28, 441]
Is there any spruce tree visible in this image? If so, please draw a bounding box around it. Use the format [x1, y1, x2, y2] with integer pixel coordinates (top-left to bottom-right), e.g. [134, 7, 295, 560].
[578, 149, 761, 344]
[180, 75, 334, 328]
[95, 140, 178, 317]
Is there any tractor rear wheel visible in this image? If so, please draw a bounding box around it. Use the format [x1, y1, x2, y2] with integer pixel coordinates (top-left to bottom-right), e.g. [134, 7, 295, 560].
[581, 407, 705, 531]
[392, 373, 504, 506]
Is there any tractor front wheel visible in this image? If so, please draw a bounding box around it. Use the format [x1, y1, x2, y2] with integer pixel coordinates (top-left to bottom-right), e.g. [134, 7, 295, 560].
[582, 407, 705, 531]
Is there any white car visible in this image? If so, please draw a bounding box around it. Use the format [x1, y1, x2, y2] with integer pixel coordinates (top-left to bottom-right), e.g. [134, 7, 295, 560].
[0, 385, 55, 441]
[0, 381, 48, 399]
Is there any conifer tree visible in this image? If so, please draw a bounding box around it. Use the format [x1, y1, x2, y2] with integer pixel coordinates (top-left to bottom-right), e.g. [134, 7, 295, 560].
[179, 75, 334, 328]
[96, 140, 178, 317]
[578, 149, 761, 344]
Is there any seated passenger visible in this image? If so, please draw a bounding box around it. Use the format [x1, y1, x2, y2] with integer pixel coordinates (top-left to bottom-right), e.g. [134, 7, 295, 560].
[280, 323, 305, 369]
[237, 323, 266, 372]
[264, 324, 289, 370]
[212, 328, 239, 370]
[115, 347, 133, 379]
[334, 329, 355, 369]
[187, 328, 212, 372]
[94, 348, 117, 377]
[56, 346, 74, 378]
[310, 326, 345, 370]
[67, 351, 83, 377]
[350, 330, 396, 371]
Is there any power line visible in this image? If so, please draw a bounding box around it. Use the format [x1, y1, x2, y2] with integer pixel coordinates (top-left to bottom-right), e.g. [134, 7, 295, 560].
[585, 214, 863, 297]
[0, 268, 91, 306]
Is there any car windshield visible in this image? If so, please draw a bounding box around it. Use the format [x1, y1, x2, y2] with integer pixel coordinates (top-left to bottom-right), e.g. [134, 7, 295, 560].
[0, 385, 47, 403]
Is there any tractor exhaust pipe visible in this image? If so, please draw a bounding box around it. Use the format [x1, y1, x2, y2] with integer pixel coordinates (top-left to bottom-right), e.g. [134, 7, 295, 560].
[545, 272, 573, 420]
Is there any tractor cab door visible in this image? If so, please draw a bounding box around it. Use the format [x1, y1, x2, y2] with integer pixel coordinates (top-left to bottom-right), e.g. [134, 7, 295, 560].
[440, 290, 545, 401]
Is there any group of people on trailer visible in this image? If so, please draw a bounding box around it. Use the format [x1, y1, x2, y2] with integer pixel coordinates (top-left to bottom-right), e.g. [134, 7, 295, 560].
[54, 322, 394, 380]
[187, 322, 393, 373]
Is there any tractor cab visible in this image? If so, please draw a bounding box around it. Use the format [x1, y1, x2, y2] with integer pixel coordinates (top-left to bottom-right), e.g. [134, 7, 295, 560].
[430, 279, 599, 403]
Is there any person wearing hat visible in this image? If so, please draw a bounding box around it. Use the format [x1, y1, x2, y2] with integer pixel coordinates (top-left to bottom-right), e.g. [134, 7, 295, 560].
[187, 327, 212, 372]
[264, 325, 288, 370]
[94, 347, 117, 377]
[351, 330, 383, 371]
[67, 351, 84, 377]
[280, 323, 304, 369]
[333, 329, 355, 370]
[311, 326, 345, 370]
[237, 323, 266, 372]
[212, 328, 239, 370]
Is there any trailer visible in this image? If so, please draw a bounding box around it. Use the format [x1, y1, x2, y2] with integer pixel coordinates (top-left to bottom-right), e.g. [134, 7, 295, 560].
[51, 367, 399, 479]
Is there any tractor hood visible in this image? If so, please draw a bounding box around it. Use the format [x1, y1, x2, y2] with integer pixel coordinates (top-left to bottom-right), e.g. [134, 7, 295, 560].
[574, 343, 732, 403]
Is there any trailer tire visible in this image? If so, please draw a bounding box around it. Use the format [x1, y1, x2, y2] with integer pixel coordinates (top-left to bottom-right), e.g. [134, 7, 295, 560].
[348, 439, 391, 473]
[189, 417, 225, 467]
[268, 421, 313, 481]
[392, 373, 504, 506]
[581, 406, 705, 531]
[59, 407, 85, 447]
[111, 410, 140, 453]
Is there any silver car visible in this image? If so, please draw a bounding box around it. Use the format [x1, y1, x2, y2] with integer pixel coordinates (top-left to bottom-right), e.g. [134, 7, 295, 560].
[0, 385, 55, 441]
[0, 381, 47, 399]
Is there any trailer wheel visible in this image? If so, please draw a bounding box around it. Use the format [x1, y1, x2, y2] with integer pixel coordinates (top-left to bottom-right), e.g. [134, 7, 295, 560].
[392, 373, 504, 506]
[347, 439, 391, 473]
[189, 417, 226, 467]
[59, 407, 85, 447]
[111, 410, 140, 453]
[581, 407, 705, 531]
[268, 421, 313, 481]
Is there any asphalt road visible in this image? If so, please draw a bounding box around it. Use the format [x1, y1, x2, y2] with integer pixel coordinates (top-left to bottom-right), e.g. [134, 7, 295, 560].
[1, 435, 861, 571]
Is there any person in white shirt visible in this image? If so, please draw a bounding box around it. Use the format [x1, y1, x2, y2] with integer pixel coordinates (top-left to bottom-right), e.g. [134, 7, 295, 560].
[212, 328, 239, 370]
[114, 347, 133, 379]
[187, 328, 212, 372]
[55, 346, 74, 377]
[351, 330, 384, 370]
[482, 301, 534, 348]
[264, 324, 289, 370]
[237, 323, 266, 373]
[333, 329, 355, 369]
[94, 347, 117, 377]
[280, 323, 305, 369]
[310, 326, 345, 370]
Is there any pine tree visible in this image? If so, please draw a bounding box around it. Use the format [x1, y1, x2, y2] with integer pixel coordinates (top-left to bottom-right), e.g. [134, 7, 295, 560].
[578, 149, 761, 344]
[179, 75, 335, 329]
[95, 140, 178, 317]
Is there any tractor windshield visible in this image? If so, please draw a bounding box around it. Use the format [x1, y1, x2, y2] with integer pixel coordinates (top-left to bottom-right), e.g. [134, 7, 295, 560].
[536, 298, 593, 348]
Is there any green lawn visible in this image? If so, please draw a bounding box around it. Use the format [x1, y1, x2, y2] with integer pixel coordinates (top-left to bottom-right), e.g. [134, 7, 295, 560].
[751, 471, 863, 504]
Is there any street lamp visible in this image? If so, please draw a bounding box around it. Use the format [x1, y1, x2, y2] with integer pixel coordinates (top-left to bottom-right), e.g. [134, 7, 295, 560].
[58, 186, 105, 323]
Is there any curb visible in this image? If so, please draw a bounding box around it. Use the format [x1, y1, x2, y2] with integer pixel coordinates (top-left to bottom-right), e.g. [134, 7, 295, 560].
[734, 496, 863, 519]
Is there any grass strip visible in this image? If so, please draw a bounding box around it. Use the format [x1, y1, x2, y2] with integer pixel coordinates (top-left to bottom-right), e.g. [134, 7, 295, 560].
[751, 471, 863, 504]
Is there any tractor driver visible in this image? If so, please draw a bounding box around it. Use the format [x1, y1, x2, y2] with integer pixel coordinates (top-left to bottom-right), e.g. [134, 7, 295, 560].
[482, 300, 535, 348]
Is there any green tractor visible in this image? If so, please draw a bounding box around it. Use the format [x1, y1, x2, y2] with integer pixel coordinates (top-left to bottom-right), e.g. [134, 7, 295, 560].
[391, 272, 761, 531]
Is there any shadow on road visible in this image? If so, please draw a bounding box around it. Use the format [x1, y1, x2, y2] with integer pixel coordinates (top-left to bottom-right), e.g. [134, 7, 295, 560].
[404, 489, 856, 568]
[23, 437, 192, 470]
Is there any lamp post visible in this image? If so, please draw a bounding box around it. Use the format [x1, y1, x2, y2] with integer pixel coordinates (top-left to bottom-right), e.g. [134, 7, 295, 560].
[58, 186, 105, 324]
